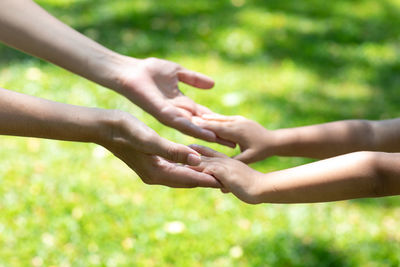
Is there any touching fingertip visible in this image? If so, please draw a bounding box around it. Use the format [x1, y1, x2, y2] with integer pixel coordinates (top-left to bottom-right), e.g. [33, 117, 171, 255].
[187, 153, 201, 166]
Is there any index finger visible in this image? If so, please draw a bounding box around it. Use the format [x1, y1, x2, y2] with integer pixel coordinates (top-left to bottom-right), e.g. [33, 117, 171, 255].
[156, 158, 222, 188]
[189, 144, 229, 158]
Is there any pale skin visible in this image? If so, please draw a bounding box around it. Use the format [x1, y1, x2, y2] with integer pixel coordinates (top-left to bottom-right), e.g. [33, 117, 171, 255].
[0, 0, 233, 147]
[190, 115, 400, 204]
[0, 87, 220, 188]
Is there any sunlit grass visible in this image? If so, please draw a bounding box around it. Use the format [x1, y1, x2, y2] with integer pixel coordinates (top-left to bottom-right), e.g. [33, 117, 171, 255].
[1, 0, 400, 266]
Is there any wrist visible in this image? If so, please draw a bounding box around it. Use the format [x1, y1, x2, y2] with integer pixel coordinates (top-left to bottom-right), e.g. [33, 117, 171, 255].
[87, 51, 141, 93]
[88, 109, 122, 146]
[266, 128, 297, 157]
[247, 171, 266, 204]
[258, 130, 281, 157]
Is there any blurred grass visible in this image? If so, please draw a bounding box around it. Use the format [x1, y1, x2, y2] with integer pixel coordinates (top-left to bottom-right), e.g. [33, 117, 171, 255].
[1, 0, 400, 266]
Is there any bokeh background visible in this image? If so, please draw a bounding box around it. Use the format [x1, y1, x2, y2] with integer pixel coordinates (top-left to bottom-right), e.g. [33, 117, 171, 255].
[1, 0, 400, 266]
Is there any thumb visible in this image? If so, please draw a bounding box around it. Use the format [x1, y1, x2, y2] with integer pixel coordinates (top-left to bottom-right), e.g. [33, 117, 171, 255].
[177, 69, 215, 89]
[155, 138, 202, 166]
[233, 149, 258, 164]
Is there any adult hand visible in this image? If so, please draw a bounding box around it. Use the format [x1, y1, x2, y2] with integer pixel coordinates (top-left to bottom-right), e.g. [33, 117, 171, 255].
[111, 57, 235, 148]
[97, 110, 220, 188]
[111, 150, 221, 188]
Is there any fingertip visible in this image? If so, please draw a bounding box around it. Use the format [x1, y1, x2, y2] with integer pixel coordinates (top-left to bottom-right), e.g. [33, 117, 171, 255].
[216, 137, 237, 148]
[178, 70, 215, 89]
[187, 153, 201, 166]
[200, 128, 217, 141]
[232, 154, 251, 164]
[220, 188, 230, 194]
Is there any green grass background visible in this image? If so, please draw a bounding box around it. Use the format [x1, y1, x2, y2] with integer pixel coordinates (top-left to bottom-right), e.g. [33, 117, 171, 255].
[1, 0, 400, 266]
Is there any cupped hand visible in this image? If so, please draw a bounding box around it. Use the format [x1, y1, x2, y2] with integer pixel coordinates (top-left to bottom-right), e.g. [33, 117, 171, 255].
[110, 148, 221, 188]
[97, 110, 220, 188]
[193, 114, 274, 163]
[99, 110, 203, 166]
[189, 144, 263, 204]
[113, 57, 234, 147]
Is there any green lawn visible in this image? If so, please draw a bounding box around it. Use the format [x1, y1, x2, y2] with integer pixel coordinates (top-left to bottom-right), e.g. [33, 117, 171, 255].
[1, 0, 400, 266]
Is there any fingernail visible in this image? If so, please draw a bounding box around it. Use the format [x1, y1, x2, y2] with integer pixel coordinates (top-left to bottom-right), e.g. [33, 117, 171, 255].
[187, 153, 201, 166]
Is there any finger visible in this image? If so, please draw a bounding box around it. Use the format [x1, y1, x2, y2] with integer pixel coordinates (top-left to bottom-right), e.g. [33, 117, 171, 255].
[170, 95, 197, 114]
[201, 113, 236, 122]
[215, 137, 237, 148]
[155, 158, 222, 188]
[195, 104, 214, 115]
[221, 188, 230, 194]
[192, 117, 235, 140]
[192, 117, 237, 148]
[177, 69, 215, 89]
[155, 139, 202, 166]
[172, 117, 218, 142]
[158, 106, 218, 142]
[233, 149, 258, 164]
[189, 144, 228, 158]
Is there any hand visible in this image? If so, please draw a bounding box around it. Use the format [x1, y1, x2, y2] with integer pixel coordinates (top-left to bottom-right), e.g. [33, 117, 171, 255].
[192, 114, 274, 163]
[97, 110, 220, 188]
[98, 110, 203, 165]
[112, 57, 234, 147]
[110, 150, 221, 188]
[190, 144, 263, 204]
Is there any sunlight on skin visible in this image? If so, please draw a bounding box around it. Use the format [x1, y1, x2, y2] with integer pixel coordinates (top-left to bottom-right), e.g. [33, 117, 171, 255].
[1, 0, 400, 265]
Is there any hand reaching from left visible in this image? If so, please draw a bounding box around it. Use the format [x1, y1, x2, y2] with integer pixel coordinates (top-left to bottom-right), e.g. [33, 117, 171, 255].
[112, 57, 234, 147]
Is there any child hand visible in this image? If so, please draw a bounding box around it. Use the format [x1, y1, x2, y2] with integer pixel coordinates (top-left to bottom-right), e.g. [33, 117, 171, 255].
[190, 144, 263, 204]
[192, 114, 274, 163]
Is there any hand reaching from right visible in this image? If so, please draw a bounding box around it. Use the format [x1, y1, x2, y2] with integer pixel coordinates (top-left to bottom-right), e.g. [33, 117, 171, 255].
[189, 145, 263, 204]
[192, 114, 275, 163]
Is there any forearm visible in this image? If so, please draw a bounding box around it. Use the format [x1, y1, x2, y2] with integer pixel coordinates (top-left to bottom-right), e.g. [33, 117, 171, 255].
[256, 151, 400, 203]
[0, 87, 109, 143]
[270, 119, 400, 159]
[0, 0, 124, 90]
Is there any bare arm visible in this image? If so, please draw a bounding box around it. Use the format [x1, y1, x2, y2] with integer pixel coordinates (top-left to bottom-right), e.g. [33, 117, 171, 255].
[195, 115, 400, 162]
[191, 145, 400, 204]
[256, 151, 400, 203]
[271, 119, 400, 159]
[0, 87, 220, 188]
[0, 87, 108, 143]
[0, 0, 117, 88]
[0, 0, 232, 145]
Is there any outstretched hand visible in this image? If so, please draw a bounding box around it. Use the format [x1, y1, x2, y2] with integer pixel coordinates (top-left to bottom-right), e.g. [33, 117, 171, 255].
[98, 110, 220, 188]
[112, 150, 221, 188]
[114, 57, 235, 147]
[193, 114, 273, 163]
[189, 144, 262, 203]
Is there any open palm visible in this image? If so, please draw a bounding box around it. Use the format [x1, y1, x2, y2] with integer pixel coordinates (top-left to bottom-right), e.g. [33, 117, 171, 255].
[116, 57, 234, 147]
